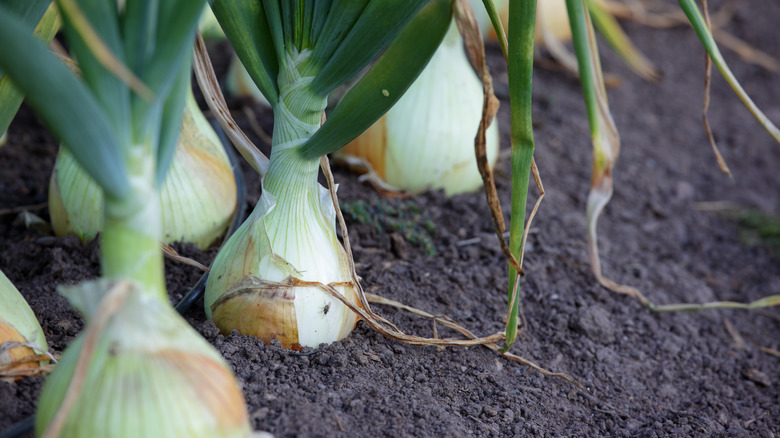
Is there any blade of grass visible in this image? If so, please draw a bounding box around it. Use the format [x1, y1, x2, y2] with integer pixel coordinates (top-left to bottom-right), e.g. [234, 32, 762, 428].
[501, 0, 537, 352]
[0, 3, 128, 199]
[678, 0, 780, 143]
[298, 0, 452, 159]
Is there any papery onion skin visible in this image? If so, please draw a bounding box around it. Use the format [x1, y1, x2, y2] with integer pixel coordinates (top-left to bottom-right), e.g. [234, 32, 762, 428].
[0, 269, 47, 376]
[341, 21, 500, 197]
[48, 93, 236, 250]
[206, 149, 361, 349]
[35, 281, 252, 438]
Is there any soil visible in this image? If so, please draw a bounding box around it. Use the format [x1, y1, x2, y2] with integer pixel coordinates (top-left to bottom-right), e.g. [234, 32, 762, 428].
[2, 1, 779, 436]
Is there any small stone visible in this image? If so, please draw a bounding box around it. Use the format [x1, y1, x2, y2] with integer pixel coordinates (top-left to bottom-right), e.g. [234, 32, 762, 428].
[251, 407, 269, 420]
[198, 320, 221, 340]
[743, 368, 771, 387]
[390, 232, 409, 259]
[570, 305, 615, 344]
[502, 409, 514, 422]
[353, 352, 369, 365]
[483, 406, 499, 417]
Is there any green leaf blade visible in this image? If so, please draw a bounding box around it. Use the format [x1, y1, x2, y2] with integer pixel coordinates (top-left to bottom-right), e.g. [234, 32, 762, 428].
[127, 0, 204, 147]
[306, 0, 369, 74]
[299, 0, 452, 159]
[310, 0, 429, 97]
[502, 0, 538, 352]
[0, 0, 60, 136]
[212, 0, 279, 105]
[0, 4, 128, 199]
[56, 0, 131, 147]
[155, 63, 192, 187]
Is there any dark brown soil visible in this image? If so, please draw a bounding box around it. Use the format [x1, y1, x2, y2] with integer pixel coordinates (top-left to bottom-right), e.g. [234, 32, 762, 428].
[2, 2, 779, 436]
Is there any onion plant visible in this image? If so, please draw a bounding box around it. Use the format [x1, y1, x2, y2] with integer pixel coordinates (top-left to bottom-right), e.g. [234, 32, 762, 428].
[485, 0, 780, 352]
[0, 0, 254, 436]
[204, 0, 454, 348]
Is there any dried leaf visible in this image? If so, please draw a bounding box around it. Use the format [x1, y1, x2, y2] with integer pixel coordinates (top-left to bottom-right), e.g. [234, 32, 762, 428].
[193, 33, 270, 177]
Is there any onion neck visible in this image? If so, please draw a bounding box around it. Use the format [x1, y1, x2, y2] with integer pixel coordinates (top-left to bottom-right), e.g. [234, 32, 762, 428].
[101, 143, 166, 301]
[262, 50, 329, 245]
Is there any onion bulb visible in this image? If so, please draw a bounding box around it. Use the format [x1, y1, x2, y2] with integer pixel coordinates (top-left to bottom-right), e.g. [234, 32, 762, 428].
[340, 21, 500, 196]
[48, 90, 237, 250]
[205, 147, 360, 349]
[35, 280, 256, 438]
[471, 0, 569, 43]
[0, 269, 48, 379]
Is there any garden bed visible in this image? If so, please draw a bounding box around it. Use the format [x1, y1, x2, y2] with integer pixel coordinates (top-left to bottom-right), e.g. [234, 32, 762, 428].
[1, 1, 779, 436]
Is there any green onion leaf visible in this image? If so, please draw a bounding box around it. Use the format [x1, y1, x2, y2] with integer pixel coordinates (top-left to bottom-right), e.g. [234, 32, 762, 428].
[0, 0, 59, 137]
[310, 0, 429, 96]
[502, 0, 537, 352]
[212, 0, 279, 105]
[56, 0, 132, 147]
[155, 64, 192, 187]
[0, 3, 128, 199]
[305, 0, 370, 76]
[300, 0, 453, 159]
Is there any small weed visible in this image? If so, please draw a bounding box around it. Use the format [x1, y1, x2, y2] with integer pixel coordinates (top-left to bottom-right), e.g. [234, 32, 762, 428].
[736, 209, 780, 256]
[341, 200, 437, 256]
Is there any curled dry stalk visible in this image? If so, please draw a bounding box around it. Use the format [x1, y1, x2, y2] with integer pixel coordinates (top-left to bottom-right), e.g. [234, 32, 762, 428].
[321, 155, 502, 348]
[459, 0, 524, 280]
[161, 243, 210, 273]
[700, 0, 732, 177]
[193, 33, 269, 177]
[324, 155, 580, 385]
[365, 292, 580, 387]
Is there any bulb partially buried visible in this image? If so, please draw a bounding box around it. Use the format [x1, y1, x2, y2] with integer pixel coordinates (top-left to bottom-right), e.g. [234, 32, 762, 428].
[206, 147, 360, 349]
[36, 280, 253, 438]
